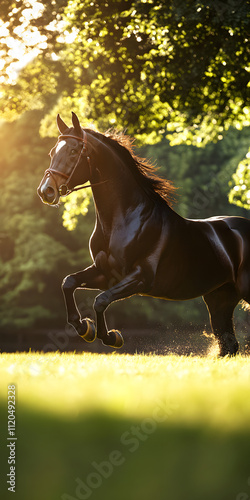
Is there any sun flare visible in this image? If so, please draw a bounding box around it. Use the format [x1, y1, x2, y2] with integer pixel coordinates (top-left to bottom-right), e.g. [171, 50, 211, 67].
[0, 2, 47, 83]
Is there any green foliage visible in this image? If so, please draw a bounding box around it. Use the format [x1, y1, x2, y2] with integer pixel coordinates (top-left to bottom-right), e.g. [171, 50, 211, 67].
[62, 189, 91, 230]
[39, 89, 92, 138]
[229, 150, 250, 209]
[0, 0, 249, 146]
[1, 0, 249, 208]
[141, 126, 250, 218]
[61, 0, 250, 145]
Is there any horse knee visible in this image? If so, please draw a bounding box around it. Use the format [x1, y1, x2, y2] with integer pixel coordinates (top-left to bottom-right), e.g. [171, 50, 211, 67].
[94, 291, 112, 313]
[62, 275, 77, 291]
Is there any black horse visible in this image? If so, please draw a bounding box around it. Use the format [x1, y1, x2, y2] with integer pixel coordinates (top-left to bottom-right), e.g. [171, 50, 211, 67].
[38, 112, 250, 356]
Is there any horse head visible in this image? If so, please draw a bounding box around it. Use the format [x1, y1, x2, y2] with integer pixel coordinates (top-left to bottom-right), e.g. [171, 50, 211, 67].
[37, 112, 90, 205]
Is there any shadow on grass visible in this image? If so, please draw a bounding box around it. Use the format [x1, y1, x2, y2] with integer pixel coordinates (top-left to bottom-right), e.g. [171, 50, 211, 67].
[1, 402, 250, 500]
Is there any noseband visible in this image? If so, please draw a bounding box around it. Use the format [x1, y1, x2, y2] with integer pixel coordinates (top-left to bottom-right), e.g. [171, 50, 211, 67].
[44, 130, 91, 197]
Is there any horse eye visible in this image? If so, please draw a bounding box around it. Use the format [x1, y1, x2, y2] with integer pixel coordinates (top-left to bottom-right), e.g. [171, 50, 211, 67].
[71, 149, 77, 155]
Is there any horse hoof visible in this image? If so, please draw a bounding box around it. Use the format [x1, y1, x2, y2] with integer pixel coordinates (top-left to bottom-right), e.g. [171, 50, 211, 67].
[219, 339, 239, 357]
[80, 318, 97, 343]
[103, 330, 124, 348]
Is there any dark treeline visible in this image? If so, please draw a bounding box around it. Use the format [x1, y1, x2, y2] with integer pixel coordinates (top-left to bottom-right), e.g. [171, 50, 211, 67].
[0, 110, 248, 335]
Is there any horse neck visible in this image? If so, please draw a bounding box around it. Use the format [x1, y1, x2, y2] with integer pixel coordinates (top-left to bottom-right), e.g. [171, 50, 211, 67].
[88, 133, 182, 235]
[90, 140, 151, 226]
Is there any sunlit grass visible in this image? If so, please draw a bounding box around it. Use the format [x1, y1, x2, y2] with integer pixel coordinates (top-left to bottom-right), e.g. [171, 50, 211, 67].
[1, 352, 250, 429]
[1, 352, 250, 500]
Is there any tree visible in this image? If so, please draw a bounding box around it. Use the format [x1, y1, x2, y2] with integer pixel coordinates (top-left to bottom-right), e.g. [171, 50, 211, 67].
[141, 126, 249, 218]
[0, 1, 249, 336]
[0, 0, 249, 146]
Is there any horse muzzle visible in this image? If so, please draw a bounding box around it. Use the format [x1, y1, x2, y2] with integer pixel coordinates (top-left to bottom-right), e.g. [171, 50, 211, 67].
[37, 178, 59, 205]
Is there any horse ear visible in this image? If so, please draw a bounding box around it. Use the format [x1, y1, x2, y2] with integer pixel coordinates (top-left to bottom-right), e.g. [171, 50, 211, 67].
[57, 114, 68, 134]
[72, 111, 83, 138]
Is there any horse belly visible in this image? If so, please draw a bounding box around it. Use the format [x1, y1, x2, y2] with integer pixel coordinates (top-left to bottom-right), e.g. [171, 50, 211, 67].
[149, 220, 239, 301]
[151, 254, 230, 300]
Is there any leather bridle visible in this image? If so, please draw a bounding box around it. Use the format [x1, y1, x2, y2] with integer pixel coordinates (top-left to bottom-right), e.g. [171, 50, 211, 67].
[44, 130, 91, 197]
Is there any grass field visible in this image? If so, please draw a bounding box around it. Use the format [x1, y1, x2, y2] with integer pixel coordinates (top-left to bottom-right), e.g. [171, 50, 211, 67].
[1, 351, 250, 500]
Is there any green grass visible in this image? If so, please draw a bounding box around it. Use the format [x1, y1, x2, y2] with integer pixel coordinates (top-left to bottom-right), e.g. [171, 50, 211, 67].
[1, 352, 250, 500]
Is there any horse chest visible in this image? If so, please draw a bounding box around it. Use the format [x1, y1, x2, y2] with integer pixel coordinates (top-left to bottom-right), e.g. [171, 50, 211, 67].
[93, 217, 143, 282]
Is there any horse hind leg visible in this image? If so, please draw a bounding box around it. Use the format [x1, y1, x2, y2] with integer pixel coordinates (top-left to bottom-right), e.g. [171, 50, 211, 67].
[237, 265, 250, 312]
[203, 284, 240, 357]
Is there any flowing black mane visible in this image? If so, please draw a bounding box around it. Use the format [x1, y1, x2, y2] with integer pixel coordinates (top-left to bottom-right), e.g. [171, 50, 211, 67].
[85, 128, 176, 205]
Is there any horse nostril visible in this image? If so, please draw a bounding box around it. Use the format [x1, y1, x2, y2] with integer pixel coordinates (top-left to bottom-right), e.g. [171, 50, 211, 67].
[37, 186, 56, 205]
[37, 178, 58, 205]
[43, 185, 56, 204]
[45, 186, 55, 199]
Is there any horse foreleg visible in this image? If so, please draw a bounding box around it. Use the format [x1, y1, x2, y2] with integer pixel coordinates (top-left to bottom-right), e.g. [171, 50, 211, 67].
[93, 266, 146, 348]
[203, 284, 240, 356]
[62, 265, 107, 343]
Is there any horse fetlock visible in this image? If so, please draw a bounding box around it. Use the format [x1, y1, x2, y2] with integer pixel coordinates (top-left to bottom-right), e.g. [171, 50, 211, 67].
[80, 318, 97, 343]
[68, 315, 81, 330]
[218, 334, 239, 357]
